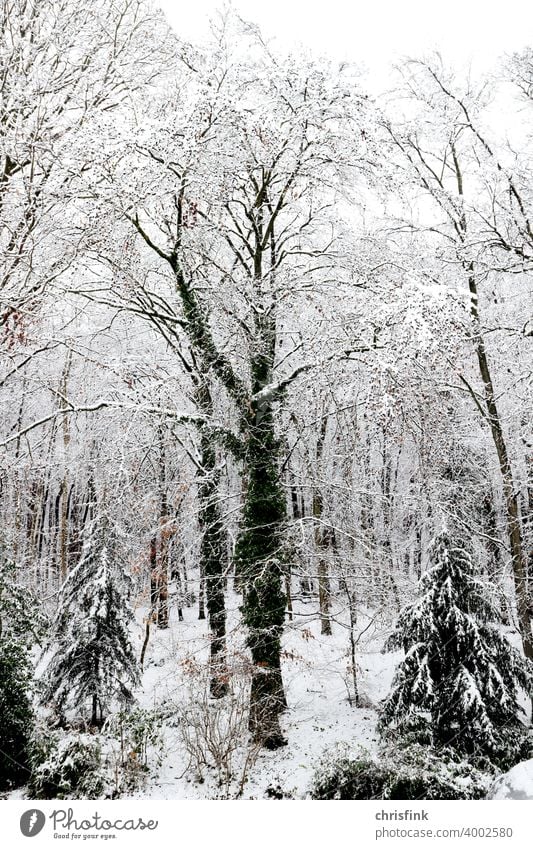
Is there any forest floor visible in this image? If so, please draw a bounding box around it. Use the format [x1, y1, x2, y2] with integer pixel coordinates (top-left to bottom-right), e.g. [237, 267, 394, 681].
[131, 590, 398, 799]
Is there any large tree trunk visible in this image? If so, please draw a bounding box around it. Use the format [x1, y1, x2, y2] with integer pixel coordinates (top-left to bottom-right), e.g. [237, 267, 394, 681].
[139, 204, 288, 741]
[236, 348, 288, 748]
[236, 217, 288, 747]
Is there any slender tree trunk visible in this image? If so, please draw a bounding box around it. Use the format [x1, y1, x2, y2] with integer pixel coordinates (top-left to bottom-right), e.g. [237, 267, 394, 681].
[466, 266, 533, 659]
[198, 429, 229, 697]
[290, 482, 312, 596]
[157, 527, 169, 628]
[284, 563, 293, 621]
[141, 536, 159, 668]
[381, 441, 401, 611]
[525, 451, 533, 610]
[198, 561, 206, 620]
[12, 377, 26, 564]
[59, 352, 72, 581]
[51, 485, 62, 580]
[149, 535, 158, 614]
[195, 382, 228, 697]
[313, 413, 332, 635]
[313, 489, 332, 636]
[171, 544, 184, 621]
[414, 525, 423, 580]
[347, 594, 359, 707]
[157, 423, 169, 629]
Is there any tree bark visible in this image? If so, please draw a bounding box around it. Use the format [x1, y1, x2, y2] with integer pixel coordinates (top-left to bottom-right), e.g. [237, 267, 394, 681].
[157, 422, 169, 629]
[312, 410, 332, 634]
[464, 266, 533, 658]
[313, 488, 332, 636]
[236, 346, 288, 747]
[198, 413, 229, 698]
[59, 352, 72, 581]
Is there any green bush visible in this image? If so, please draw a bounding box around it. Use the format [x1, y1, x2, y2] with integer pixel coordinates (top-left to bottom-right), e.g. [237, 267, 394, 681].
[0, 639, 34, 790]
[104, 707, 164, 794]
[383, 723, 533, 774]
[28, 732, 108, 799]
[472, 726, 533, 773]
[310, 743, 492, 800]
[27, 707, 164, 799]
[104, 707, 163, 768]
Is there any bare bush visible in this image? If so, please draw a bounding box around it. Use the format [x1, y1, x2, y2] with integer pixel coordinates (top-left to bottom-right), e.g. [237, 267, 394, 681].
[177, 657, 263, 798]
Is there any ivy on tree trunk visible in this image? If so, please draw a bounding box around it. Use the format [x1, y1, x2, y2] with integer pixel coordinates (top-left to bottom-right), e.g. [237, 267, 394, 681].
[235, 344, 288, 749]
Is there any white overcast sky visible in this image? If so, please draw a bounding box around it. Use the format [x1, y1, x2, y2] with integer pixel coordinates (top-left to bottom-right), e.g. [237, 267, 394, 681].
[157, 0, 533, 80]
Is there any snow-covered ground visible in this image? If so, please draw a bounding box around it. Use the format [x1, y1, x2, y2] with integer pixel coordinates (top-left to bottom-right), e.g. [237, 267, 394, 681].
[488, 760, 533, 800]
[131, 590, 396, 799]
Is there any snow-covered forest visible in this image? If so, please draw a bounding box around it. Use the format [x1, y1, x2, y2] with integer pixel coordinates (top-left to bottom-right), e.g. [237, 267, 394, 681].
[1, 0, 533, 801]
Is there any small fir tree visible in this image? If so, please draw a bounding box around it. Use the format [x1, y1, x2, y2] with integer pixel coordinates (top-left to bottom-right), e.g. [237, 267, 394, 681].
[379, 531, 533, 757]
[41, 518, 140, 727]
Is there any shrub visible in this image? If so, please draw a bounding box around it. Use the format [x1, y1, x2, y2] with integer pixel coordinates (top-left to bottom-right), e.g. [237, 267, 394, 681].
[0, 639, 34, 790]
[470, 726, 533, 773]
[28, 732, 108, 799]
[27, 706, 165, 800]
[310, 743, 492, 800]
[174, 665, 262, 798]
[103, 707, 164, 794]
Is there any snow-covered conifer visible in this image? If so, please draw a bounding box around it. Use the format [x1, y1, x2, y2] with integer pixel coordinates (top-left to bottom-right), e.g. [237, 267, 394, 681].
[41, 518, 140, 727]
[379, 531, 533, 756]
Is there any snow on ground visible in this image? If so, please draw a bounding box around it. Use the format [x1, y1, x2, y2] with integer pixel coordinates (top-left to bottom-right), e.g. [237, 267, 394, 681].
[487, 759, 533, 800]
[130, 590, 397, 799]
